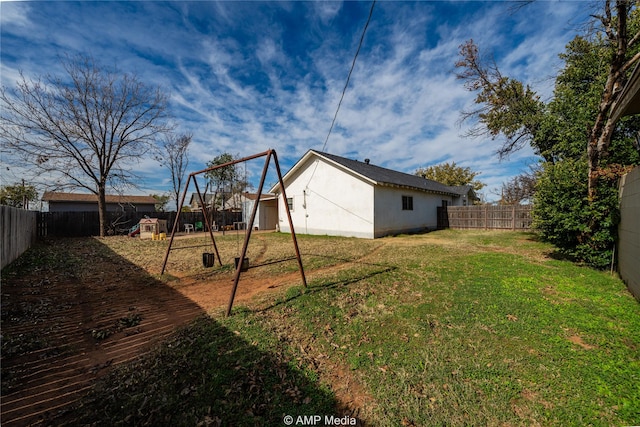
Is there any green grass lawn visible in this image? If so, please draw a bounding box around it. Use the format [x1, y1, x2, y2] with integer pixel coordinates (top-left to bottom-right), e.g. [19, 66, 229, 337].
[221, 230, 640, 426]
[11, 230, 639, 426]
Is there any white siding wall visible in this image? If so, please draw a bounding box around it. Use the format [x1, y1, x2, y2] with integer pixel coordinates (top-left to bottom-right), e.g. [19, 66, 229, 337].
[374, 187, 454, 237]
[277, 158, 375, 238]
[618, 166, 640, 300]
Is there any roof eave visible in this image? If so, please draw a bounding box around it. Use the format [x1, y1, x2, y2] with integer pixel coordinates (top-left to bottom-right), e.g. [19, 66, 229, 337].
[269, 150, 377, 193]
[377, 181, 460, 197]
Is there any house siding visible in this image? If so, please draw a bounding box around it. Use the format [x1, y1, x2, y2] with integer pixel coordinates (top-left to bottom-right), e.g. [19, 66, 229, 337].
[373, 186, 455, 237]
[618, 166, 640, 300]
[277, 157, 375, 238]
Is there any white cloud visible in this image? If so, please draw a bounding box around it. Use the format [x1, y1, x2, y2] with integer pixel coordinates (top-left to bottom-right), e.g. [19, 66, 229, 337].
[311, 1, 343, 24]
[0, 1, 592, 203]
[0, 2, 31, 28]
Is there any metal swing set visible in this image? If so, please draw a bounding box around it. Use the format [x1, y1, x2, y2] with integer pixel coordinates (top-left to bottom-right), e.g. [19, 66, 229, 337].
[160, 149, 307, 316]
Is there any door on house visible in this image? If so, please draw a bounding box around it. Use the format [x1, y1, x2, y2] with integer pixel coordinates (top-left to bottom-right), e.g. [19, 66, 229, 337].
[437, 201, 449, 229]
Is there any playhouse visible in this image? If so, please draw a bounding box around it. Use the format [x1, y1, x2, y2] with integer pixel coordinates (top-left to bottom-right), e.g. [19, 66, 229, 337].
[138, 218, 168, 240]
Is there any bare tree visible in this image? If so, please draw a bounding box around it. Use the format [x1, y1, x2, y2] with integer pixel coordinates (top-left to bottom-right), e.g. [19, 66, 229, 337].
[158, 132, 191, 212]
[500, 170, 537, 205]
[0, 55, 171, 236]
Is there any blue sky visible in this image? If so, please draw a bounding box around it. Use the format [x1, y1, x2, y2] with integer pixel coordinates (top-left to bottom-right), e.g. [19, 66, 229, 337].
[1, 1, 593, 204]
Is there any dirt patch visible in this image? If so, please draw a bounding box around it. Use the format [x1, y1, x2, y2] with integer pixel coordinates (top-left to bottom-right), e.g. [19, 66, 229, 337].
[567, 335, 596, 350]
[0, 243, 206, 425]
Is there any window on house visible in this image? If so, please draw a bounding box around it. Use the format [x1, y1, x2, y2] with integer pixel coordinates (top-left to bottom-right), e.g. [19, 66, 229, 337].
[287, 197, 294, 211]
[402, 195, 413, 210]
[441, 200, 448, 208]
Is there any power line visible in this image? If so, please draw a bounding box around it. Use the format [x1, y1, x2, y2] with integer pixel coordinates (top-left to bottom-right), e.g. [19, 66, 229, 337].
[303, 0, 376, 192]
[320, 0, 376, 153]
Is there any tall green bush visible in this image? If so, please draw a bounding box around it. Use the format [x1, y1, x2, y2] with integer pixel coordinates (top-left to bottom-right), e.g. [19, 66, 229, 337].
[534, 159, 622, 269]
[457, 7, 640, 270]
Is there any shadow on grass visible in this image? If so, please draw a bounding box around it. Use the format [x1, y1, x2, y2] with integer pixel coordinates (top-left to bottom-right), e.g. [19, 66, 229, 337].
[1, 237, 340, 427]
[73, 316, 340, 426]
[521, 232, 582, 263]
[256, 259, 398, 314]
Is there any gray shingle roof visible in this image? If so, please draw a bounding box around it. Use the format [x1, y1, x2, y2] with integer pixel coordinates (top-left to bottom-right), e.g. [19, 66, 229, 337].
[42, 192, 156, 204]
[313, 150, 470, 197]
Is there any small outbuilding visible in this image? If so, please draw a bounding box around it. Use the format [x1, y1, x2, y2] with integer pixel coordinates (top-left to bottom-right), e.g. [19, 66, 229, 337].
[138, 218, 167, 240]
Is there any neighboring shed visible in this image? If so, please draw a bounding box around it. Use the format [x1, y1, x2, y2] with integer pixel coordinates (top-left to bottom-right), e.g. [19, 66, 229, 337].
[42, 192, 156, 213]
[270, 150, 476, 238]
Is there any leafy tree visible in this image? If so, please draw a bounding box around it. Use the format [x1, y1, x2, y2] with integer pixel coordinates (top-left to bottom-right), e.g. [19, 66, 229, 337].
[151, 193, 170, 212]
[534, 160, 632, 267]
[204, 153, 251, 212]
[457, 1, 640, 196]
[0, 55, 171, 236]
[0, 182, 37, 209]
[455, 2, 640, 268]
[415, 161, 485, 192]
[205, 153, 237, 212]
[585, 0, 640, 198]
[456, 40, 546, 159]
[158, 133, 191, 212]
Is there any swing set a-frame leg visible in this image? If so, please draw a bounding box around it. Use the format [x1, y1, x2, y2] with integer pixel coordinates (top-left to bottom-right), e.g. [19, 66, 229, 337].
[193, 177, 222, 266]
[225, 149, 306, 316]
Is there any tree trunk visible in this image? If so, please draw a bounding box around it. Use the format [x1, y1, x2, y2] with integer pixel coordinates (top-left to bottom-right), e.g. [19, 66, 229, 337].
[587, 0, 632, 199]
[97, 185, 107, 237]
[587, 138, 600, 200]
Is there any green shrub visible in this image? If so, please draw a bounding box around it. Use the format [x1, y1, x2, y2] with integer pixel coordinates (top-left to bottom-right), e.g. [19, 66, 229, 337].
[533, 158, 620, 269]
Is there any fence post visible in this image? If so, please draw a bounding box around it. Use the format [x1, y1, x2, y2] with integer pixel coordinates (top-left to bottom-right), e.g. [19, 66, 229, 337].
[484, 205, 488, 230]
[512, 205, 516, 230]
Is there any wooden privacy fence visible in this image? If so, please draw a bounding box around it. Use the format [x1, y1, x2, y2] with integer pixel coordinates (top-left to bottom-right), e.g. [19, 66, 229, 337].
[37, 211, 243, 238]
[439, 205, 533, 230]
[1, 205, 38, 269]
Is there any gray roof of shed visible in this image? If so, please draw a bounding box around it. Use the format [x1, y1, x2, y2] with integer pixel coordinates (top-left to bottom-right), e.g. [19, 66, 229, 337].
[313, 150, 471, 197]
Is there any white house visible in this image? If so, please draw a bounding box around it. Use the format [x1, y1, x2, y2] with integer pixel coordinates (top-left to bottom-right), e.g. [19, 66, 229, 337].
[270, 150, 476, 239]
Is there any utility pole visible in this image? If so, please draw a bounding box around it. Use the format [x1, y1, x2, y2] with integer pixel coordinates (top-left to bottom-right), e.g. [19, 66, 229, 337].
[22, 179, 28, 210]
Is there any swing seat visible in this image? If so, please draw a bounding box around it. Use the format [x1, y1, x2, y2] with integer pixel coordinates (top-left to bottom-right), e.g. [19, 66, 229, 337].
[234, 257, 249, 272]
[202, 252, 215, 268]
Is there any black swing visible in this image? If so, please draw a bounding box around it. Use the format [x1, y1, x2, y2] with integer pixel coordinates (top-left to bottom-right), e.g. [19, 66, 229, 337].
[202, 251, 215, 268]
